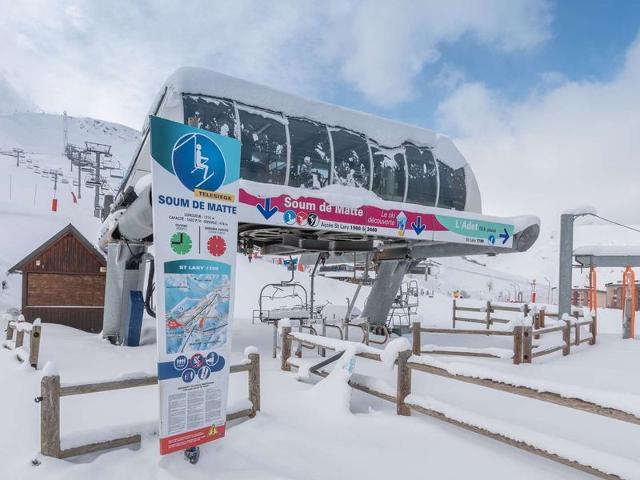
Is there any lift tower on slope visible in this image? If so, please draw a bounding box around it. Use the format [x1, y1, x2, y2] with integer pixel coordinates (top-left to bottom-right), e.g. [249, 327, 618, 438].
[84, 141, 112, 219]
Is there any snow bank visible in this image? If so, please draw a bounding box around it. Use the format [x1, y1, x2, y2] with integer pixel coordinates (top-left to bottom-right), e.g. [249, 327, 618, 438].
[289, 332, 382, 357]
[60, 421, 157, 450]
[380, 337, 411, 370]
[421, 345, 514, 359]
[409, 354, 640, 417]
[305, 344, 357, 417]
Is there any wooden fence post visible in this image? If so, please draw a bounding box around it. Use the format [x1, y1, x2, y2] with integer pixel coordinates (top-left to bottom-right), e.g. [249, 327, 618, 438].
[363, 320, 370, 346]
[523, 326, 532, 364]
[41, 375, 61, 458]
[540, 309, 546, 330]
[513, 326, 523, 365]
[280, 327, 292, 372]
[15, 325, 24, 349]
[248, 353, 260, 416]
[590, 316, 597, 345]
[533, 313, 540, 340]
[562, 320, 571, 356]
[412, 322, 421, 355]
[396, 350, 411, 416]
[452, 300, 456, 328]
[485, 300, 492, 329]
[5, 322, 13, 341]
[29, 324, 42, 368]
[574, 324, 580, 346]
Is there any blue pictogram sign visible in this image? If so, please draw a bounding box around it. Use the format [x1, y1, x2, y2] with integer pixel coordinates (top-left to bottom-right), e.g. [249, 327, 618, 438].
[174, 355, 188, 370]
[182, 368, 196, 383]
[172, 133, 226, 192]
[283, 210, 296, 225]
[197, 365, 211, 380]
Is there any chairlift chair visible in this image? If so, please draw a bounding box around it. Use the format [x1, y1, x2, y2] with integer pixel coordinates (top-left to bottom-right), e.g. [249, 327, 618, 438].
[387, 279, 420, 335]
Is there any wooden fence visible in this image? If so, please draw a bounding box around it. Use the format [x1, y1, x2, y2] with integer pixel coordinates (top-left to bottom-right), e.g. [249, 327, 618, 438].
[3, 319, 42, 368]
[452, 301, 584, 330]
[279, 330, 634, 479]
[434, 307, 596, 364]
[38, 353, 260, 459]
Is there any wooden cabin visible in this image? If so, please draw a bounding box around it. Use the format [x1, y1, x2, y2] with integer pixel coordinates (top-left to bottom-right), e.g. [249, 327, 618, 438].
[9, 224, 106, 332]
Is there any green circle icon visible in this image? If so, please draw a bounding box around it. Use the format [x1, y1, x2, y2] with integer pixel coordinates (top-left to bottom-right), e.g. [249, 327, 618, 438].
[170, 232, 192, 255]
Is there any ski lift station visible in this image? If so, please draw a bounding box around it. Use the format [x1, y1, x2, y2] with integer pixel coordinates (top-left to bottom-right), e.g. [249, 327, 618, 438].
[99, 67, 540, 342]
[6, 67, 640, 479]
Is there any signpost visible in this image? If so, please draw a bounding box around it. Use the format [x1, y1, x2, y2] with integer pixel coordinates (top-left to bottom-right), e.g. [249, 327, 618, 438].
[149, 116, 241, 457]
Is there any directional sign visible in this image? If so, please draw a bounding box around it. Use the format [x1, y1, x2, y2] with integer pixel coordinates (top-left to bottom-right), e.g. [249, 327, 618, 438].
[256, 198, 278, 220]
[499, 228, 510, 245]
[411, 216, 426, 235]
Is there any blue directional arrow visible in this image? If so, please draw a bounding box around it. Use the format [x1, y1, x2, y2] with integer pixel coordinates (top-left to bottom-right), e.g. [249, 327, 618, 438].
[256, 198, 278, 220]
[499, 228, 510, 245]
[411, 216, 426, 235]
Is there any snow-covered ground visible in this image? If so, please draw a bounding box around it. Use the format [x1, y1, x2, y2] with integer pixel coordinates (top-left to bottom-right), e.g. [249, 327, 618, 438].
[1, 298, 639, 479]
[1, 250, 638, 479]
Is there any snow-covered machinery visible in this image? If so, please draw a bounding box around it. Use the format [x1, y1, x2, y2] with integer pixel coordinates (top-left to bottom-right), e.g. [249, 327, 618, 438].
[98, 68, 540, 340]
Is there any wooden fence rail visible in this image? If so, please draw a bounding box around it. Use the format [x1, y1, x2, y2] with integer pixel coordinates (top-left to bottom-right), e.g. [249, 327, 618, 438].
[412, 323, 525, 364]
[3, 319, 42, 368]
[453, 301, 586, 331]
[38, 353, 260, 459]
[414, 314, 596, 365]
[279, 338, 627, 479]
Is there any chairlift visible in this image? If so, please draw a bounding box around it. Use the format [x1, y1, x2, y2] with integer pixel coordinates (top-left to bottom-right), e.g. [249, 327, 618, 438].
[252, 257, 311, 358]
[386, 279, 420, 334]
[110, 168, 124, 179]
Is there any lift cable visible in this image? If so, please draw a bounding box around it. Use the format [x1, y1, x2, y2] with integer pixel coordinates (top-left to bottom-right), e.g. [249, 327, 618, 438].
[587, 214, 640, 235]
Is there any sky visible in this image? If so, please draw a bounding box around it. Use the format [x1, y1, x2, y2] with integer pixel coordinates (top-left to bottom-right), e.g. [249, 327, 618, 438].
[1, 0, 639, 229]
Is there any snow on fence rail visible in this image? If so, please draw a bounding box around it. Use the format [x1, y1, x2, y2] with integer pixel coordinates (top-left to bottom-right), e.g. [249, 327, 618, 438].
[452, 300, 584, 330]
[37, 353, 260, 459]
[421, 310, 596, 364]
[279, 328, 637, 479]
[3, 318, 42, 368]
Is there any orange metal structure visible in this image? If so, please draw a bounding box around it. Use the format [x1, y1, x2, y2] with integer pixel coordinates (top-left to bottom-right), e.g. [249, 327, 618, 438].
[587, 266, 597, 321]
[621, 266, 636, 338]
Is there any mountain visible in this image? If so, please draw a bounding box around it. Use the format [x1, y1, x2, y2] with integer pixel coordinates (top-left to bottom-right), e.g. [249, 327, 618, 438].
[0, 74, 36, 115]
[0, 110, 141, 311]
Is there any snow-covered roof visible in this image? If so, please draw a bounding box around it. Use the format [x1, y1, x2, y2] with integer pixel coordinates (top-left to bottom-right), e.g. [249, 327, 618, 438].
[563, 205, 597, 216]
[154, 67, 468, 170]
[574, 245, 640, 256]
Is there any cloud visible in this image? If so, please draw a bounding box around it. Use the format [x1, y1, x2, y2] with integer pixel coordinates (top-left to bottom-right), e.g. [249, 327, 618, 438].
[0, 0, 552, 127]
[436, 33, 640, 227]
[337, 0, 552, 105]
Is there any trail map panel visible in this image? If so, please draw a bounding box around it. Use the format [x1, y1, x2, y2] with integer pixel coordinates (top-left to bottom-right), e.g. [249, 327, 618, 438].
[149, 116, 240, 455]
